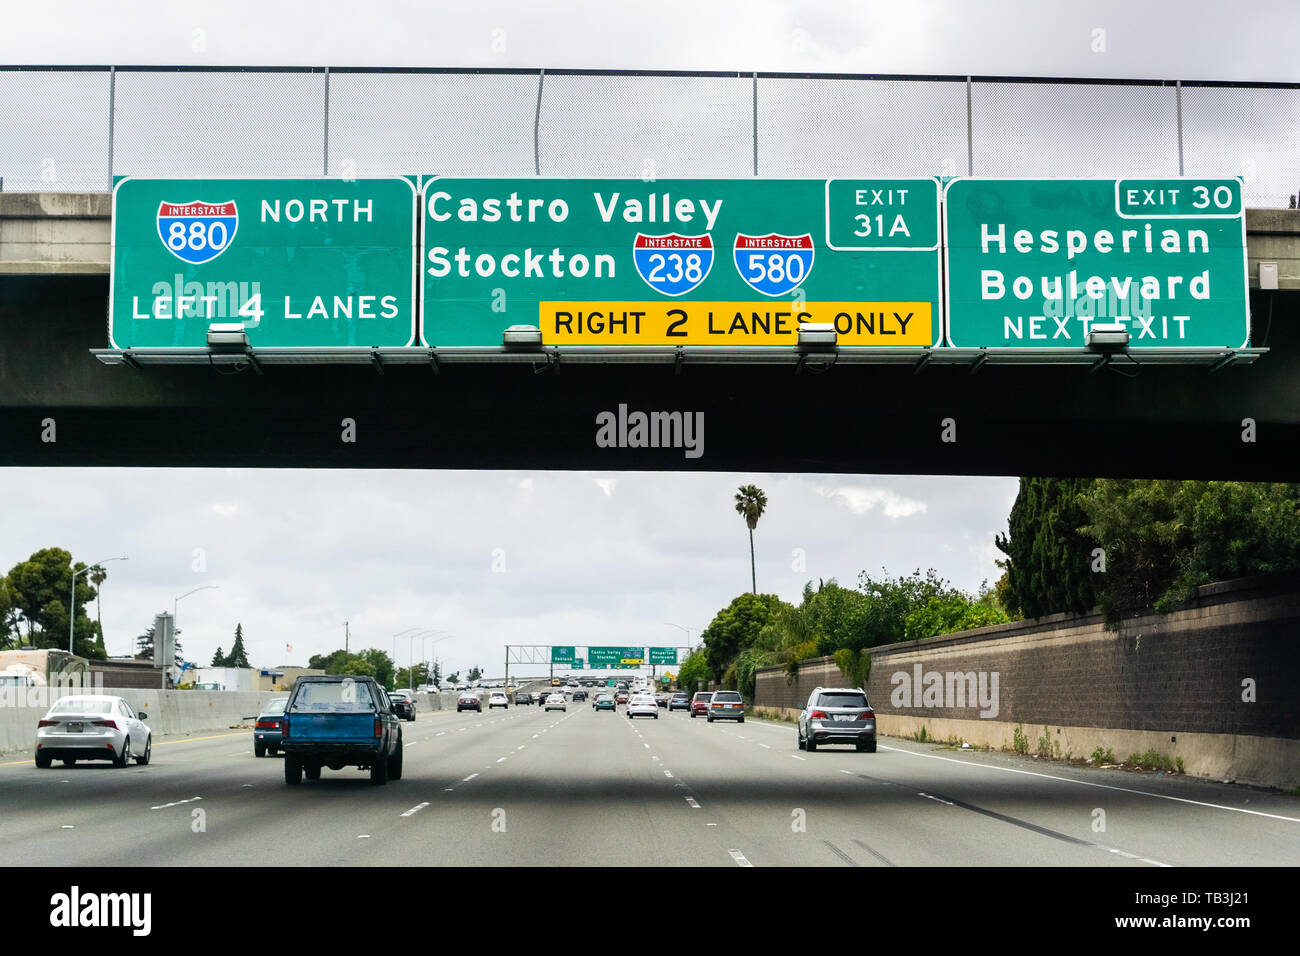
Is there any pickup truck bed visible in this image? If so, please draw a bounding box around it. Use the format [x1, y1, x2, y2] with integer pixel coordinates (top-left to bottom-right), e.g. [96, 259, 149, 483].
[279, 677, 403, 786]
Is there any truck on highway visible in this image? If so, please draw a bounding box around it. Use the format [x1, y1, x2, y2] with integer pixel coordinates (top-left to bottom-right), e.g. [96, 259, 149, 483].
[278, 675, 403, 786]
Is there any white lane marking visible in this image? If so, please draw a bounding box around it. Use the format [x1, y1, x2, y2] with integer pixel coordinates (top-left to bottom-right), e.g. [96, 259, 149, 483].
[706, 823, 718, 827]
[728, 849, 753, 867]
[532, 734, 539, 739]
[401, 801, 430, 817]
[443, 788, 454, 792]
[150, 796, 202, 810]
[918, 792, 955, 806]
[496, 757, 508, 763]
[436, 732, 446, 737]
[758, 743, 771, 750]
[736, 735, 746, 740]
[791, 754, 806, 761]
[358, 834, 370, 839]
[664, 771, 674, 778]
[643, 743, 650, 749]
[878, 744, 1300, 823]
[839, 769, 854, 775]
[60, 825, 74, 829]
[685, 797, 701, 809]
[462, 773, 478, 782]
[405, 742, 418, 748]
[651, 755, 660, 761]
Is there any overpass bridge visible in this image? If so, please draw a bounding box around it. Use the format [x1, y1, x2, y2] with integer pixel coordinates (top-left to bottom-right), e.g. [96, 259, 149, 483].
[0, 191, 1297, 477]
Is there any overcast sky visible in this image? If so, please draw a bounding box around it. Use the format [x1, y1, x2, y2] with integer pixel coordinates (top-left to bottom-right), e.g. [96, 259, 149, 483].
[1, 2, 1290, 675]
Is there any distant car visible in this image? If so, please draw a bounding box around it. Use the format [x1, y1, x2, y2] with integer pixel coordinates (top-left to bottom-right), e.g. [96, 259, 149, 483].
[594, 694, 616, 711]
[572, 690, 588, 702]
[35, 695, 152, 768]
[706, 690, 745, 723]
[544, 693, 566, 712]
[798, 687, 876, 753]
[388, 691, 417, 721]
[254, 697, 289, 755]
[515, 692, 532, 705]
[615, 691, 630, 705]
[690, 691, 711, 718]
[655, 693, 670, 709]
[668, 692, 690, 712]
[626, 694, 659, 719]
[457, 693, 481, 713]
[489, 693, 509, 710]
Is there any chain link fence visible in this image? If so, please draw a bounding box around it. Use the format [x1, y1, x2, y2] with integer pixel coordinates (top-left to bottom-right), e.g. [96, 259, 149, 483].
[1, 67, 1297, 207]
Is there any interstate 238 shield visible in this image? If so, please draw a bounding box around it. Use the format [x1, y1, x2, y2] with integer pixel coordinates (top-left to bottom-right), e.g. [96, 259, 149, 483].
[734, 233, 815, 297]
[632, 233, 714, 297]
[156, 200, 239, 265]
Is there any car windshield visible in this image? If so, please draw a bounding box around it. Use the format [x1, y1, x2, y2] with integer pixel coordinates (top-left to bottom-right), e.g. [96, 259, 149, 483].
[265, 699, 288, 714]
[818, 692, 869, 708]
[290, 681, 376, 713]
[693, 693, 710, 700]
[47, 698, 113, 715]
[713, 692, 742, 702]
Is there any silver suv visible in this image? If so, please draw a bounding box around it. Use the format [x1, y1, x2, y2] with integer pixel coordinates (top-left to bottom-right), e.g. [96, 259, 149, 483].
[797, 687, 876, 753]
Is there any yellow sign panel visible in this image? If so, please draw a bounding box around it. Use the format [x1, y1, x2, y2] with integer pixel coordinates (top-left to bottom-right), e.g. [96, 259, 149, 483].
[620, 658, 645, 665]
[540, 301, 932, 347]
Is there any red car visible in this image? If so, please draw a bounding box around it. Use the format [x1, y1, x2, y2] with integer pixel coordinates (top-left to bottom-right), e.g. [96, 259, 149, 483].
[615, 691, 630, 705]
[689, 691, 712, 718]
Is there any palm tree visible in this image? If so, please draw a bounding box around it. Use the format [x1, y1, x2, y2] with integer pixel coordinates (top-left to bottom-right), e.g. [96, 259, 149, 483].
[88, 565, 106, 653]
[734, 485, 768, 594]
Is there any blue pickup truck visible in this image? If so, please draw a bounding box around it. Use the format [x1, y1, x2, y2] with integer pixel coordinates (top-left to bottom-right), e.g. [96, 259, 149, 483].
[279, 675, 403, 785]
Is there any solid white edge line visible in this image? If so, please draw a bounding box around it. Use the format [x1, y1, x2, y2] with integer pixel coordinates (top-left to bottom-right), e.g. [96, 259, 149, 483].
[877, 745, 1300, 823]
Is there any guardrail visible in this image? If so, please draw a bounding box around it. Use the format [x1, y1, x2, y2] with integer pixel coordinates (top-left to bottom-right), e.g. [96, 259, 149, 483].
[1, 67, 1298, 207]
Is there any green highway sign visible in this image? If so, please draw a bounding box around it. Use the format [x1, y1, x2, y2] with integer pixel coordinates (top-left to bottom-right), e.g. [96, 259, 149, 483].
[551, 646, 575, 663]
[421, 177, 941, 349]
[110, 177, 418, 349]
[588, 646, 645, 666]
[648, 647, 679, 665]
[944, 178, 1249, 350]
[574, 658, 584, 669]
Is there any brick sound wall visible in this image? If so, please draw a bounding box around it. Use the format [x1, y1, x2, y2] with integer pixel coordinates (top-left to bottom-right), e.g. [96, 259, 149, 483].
[755, 572, 1300, 739]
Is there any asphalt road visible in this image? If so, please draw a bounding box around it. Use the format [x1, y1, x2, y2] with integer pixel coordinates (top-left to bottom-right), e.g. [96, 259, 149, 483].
[2, 703, 1298, 866]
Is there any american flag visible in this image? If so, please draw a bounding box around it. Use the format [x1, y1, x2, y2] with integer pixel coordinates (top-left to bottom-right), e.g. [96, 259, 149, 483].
[285, 643, 293, 653]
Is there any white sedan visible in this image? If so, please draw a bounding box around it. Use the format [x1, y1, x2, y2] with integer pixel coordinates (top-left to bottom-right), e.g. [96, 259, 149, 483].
[543, 693, 567, 712]
[35, 695, 152, 768]
[488, 693, 509, 709]
[626, 694, 659, 719]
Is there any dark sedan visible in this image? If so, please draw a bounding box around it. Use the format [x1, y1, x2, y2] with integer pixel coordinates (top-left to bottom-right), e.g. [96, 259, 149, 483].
[253, 697, 289, 756]
[388, 692, 416, 721]
[515, 692, 533, 705]
[668, 692, 690, 712]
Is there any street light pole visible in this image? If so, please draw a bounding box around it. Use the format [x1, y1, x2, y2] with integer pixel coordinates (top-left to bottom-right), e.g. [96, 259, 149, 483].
[69, 557, 128, 654]
[171, 584, 220, 689]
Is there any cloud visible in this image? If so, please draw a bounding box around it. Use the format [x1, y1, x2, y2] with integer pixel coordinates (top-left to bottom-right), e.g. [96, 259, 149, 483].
[211, 502, 239, 517]
[816, 484, 928, 518]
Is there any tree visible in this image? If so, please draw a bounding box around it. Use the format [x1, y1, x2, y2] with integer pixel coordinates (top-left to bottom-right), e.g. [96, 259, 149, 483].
[467, 666, 483, 682]
[445, 671, 460, 686]
[995, 478, 1099, 619]
[1079, 480, 1300, 623]
[89, 565, 107, 654]
[0, 576, 21, 650]
[5, 548, 104, 657]
[700, 591, 784, 685]
[676, 649, 711, 694]
[307, 648, 395, 687]
[903, 580, 1009, 641]
[136, 623, 183, 664]
[210, 646, 227, 667]
[226, 623, 250, 668]
[734, 485, 768, 594]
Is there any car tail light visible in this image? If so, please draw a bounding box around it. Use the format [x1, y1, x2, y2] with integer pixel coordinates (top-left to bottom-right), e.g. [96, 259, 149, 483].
[810, 710, 828, 720]
[374, 719, 383, 737]
[281, 718, 289, 738]
[37, 719, 56, 728]
[256, 720, 279, 729]
[91, 719, 119, 730]
[859, 709, 875, 721]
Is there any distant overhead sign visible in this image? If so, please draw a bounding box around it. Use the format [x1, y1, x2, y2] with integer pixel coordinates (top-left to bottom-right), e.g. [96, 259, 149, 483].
[420, 177, 941, 349]
[648, 647, 679, 665]
[944, 178, 1249, 350]
[588, 646, 646, 667]
[550, 646, 575, 664]
[109, 177, 418, 349]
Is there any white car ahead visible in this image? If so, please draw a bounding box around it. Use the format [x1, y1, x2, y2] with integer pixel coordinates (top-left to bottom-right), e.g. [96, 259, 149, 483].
[488, 692, 509, 709]
[35, 695, 152, 768]
[626, 693, 659, 719]
[544, 693, 566, 712]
